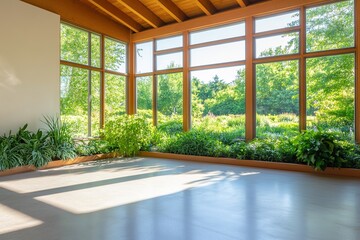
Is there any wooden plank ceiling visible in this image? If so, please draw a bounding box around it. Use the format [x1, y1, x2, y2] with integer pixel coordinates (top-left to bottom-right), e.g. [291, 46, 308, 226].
[82, 0, 267, 33]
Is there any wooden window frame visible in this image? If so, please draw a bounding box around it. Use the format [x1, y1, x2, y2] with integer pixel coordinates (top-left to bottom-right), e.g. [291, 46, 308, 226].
[130, 0, 359, 142]
[60, 22, 128, 137]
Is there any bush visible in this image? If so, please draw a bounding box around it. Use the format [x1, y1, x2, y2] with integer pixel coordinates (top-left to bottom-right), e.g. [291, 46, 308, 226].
[104, 115, 153, 157]
[75, 138, 114, 156]
[0, 124, 54, 170]
[159, 129, 223, 157]
[16, 127, 54, 168]
[157, 119, 183, 135]
[43, 116, 77, 160]
[0, 134, 23, 170]
[244, 138, 281, 162]
[228, 141, 247, 159]
[338, 141, 360, 169]
[276, 137, 297, 163]
[294, 130, 346, 171]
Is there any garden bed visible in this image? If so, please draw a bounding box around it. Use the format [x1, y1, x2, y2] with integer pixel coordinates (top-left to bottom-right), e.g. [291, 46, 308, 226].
[139, 151, 360, 178]
[2, 151, 359, 178]
[0, 153, 118, 177]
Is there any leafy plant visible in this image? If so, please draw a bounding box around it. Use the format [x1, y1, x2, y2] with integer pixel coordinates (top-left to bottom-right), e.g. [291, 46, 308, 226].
[42, 116, 77, 160]
[104, 115, 153, 157]
[294, 130, 346, 171]
[0, 134, 23, 170]
[159, 129, 223, 157]
[75, 138, 113, 156]
[19, 129, 54, 168]
[228, 140, 247, 159]
[0, 125, 54, 170]
[157, 119, 183, 136]
[244, 138, 281, 162]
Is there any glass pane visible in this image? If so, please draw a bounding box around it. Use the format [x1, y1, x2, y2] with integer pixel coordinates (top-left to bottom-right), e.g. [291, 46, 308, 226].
[156, 52, 183, 70]
[105, 74, 126, 120]
[191, 66, 245, 140]
[255, 32, 299, 58]
[61, 24, 88, 65]
[105, 38, 127, 73]
[91, 33, 101, 68]
[157, 72, 183, 135]
[190, 22, 245, 45]
[307, 54, 354, 140]
[190, 41, 245, 67]
[136, 41, 153, 74]
[256, 60, 299, 138]
[136, 76, 152, 121]
[306, 0, 354, 52]
[60, 65, 89, 137]
[156, 35, 183, 51]
[255, 11, 299, 33]
[91, 71, 101, 136]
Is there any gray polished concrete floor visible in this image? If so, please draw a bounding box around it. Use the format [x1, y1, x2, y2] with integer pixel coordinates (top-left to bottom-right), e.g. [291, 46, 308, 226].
[0, 157, 359, 240]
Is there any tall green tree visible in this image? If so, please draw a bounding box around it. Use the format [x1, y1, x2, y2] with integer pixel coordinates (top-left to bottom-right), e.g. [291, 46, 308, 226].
[157, 72, 183, 116]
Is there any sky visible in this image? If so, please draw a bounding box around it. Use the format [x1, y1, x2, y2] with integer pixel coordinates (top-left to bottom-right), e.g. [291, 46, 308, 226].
[135, 10, 299, 83]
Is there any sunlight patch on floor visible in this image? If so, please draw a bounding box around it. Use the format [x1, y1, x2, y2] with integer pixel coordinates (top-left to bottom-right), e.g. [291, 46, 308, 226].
[35, 171, 225, 214]
[0, 204, 43, 234]
[0, 164, 171, 194]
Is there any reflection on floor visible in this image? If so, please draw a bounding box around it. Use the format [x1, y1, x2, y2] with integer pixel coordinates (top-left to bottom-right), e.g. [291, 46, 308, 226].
[0, 157, 359, 240]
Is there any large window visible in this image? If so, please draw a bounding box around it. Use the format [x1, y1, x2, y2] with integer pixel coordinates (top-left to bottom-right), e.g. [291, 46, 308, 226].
[306, 54, 355, 139]
[191, 66, 246, 138]
[156, 52, 183, 70]
[157, 73, 183, 134]
[256, 61, 299, 137]
[190, 22, 245, 44]
[61, 24, 94, 65]
[255, 32, 299, 58]
[60, 66, 89, 137]
[305, 0, 355, 140]
[105, 74, 126, 120]
[306, 0, 354, 52]
[60, 23, 127, 137]
[135, 36, 184, 135]
[105, 38, 127, 73]
[136, 42, 153, 74]
[136, 76, 153, 122]
[255, 11, 299, 33]
[189, 22, 246, 137]
[190, 41, 245, 67]
[132, 0, 357, 141]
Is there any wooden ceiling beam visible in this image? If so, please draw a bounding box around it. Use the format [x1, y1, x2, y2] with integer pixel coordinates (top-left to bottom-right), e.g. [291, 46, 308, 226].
[155, 0, 187, 23]
[133, 0, 329, 42]
[86, 0, 143, 32]
[115, 0, 164, 28]
[196, 0, 217, 16]
[236, 0, 249, 8]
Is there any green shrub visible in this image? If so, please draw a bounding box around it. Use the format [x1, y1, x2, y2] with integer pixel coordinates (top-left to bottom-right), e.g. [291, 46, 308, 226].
[338, 141, 360, 169]
[245, 138, 281, 162]
[276, 137, 297, 163]
[157, 119, 183, 135]
[210, 131, 245, 145]
[228, 141, 247, 159]
[104, 115, 153, 157]
[16, 127, 54, 168]
[159, 130, 223, 156]
[43, 116, 77, 160]
[0, 134, 23, 170]
[75, 138, 114, 156]
[0, 124, 55, 170]
[294, 130, 346, 171]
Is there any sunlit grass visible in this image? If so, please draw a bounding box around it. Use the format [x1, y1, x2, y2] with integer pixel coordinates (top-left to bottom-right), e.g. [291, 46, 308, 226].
[62, 112, 354, 141]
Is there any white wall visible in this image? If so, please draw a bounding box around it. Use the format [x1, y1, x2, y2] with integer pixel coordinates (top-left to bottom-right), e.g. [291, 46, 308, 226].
[0, 0, 60, 135]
